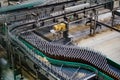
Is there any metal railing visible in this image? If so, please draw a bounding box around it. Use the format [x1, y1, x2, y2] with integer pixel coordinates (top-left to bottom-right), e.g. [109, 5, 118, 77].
[9, 32, 70, 80]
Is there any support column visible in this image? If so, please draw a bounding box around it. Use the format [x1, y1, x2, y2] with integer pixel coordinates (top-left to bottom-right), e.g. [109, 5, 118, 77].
[93, 9, 97, 35]
[34, 64, 40, 80]
[89, 18, 93, 36]
[18, 54, 24, 80]
[10, 49, 16, 80]
[111, 10, 115, 28]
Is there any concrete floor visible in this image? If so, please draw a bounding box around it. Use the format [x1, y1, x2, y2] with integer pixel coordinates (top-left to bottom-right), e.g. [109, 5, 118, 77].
[0, 58, 33, 80]
[78, 30, 120, 64]
[0, 45, 34, 80]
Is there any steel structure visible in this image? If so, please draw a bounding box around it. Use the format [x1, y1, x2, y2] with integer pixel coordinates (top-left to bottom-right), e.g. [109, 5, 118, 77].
[0, 0, 120, 80]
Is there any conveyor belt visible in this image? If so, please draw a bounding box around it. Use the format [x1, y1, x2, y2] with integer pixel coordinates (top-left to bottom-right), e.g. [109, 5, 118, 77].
[5, 1, 120, 79]
[19, 31, 120, 80]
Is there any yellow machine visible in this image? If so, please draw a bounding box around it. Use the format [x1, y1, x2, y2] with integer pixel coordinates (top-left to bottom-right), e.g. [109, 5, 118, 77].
[53, 23, 67, 32]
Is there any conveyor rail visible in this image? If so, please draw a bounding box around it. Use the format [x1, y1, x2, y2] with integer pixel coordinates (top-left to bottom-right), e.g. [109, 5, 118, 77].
[19, 31, 120, 80]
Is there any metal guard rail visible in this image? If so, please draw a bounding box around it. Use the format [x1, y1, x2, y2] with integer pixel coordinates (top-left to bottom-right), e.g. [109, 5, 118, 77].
[17, 36, 114, 80]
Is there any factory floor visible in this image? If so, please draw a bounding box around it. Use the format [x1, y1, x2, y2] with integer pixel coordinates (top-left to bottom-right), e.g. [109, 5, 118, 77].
[78, 30, 120, 64]
[0, 58, 36, 80]
[0, 45, 35, 80]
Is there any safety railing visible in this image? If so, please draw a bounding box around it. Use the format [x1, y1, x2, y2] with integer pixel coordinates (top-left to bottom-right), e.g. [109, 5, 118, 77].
[9, 33, 70, 80]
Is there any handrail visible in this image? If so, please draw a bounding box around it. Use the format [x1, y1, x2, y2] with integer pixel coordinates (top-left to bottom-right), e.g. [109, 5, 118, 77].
[18, 36, 114, 80]
[6, 22, 117, 80]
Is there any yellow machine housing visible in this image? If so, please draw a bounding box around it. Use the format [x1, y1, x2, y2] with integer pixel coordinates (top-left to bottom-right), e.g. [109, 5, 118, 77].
[53, 23, 67, 32]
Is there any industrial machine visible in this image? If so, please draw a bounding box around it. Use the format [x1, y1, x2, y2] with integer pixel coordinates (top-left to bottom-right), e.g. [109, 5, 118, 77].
[53, 22, 70, 40]
[0, 0, 120, 80]
[53, 23, 67, 32]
